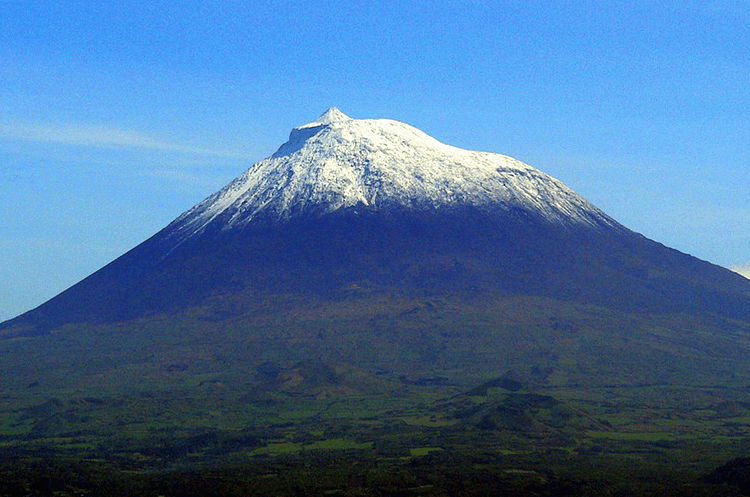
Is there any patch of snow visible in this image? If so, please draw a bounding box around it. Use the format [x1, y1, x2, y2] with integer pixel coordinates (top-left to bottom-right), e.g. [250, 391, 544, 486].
[730, 263, 750, 280]
[167, 109, 621, 239]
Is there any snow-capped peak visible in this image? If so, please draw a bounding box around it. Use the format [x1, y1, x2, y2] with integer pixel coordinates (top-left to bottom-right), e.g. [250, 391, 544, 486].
[300, 107, 351, 128]
[168, 109, 620, 239]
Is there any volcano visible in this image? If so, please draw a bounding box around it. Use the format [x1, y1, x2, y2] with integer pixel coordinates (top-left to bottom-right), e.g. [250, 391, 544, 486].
[4, 109, 750, 495]
[2, 108, 750, 384]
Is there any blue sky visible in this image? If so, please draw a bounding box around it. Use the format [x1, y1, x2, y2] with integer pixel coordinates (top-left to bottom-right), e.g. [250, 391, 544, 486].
[1, 0, 748, 320]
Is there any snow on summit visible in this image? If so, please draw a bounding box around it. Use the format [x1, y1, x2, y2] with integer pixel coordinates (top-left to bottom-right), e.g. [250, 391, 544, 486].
[299, 107, 352, 128]
[169, 108, 619, 237]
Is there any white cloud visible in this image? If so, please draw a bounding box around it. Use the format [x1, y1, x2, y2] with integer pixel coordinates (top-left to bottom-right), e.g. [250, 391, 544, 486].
[730, 263, 750, 280]
[0, 120, 250, 159]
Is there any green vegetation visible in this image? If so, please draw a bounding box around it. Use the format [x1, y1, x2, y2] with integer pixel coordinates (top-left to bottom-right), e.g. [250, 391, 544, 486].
[2, 290, 750, 495]
[1, 362, 750, 496]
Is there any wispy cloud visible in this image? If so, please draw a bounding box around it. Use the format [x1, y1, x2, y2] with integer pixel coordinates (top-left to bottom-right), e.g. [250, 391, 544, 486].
[141, 167, 236, 188]
[730, 263, 750, 280]
[0, 120, 251, 159]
